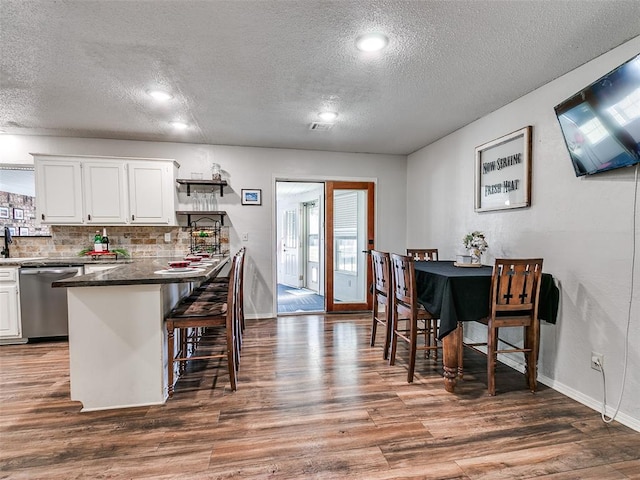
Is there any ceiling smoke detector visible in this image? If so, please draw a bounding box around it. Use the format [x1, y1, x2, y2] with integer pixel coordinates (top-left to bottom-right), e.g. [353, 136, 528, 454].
[309, 122, 334, 132]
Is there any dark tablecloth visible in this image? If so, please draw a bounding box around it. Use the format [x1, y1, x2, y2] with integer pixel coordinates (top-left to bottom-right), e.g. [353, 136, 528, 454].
[414, 261, 559, 339]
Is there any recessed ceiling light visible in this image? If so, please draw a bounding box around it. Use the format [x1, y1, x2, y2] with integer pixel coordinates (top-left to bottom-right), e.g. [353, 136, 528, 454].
[147, 89, 173, 101]
[170, 121, 188, 130]
[356, 33, 388, 52]
[318, 111, 338, 122]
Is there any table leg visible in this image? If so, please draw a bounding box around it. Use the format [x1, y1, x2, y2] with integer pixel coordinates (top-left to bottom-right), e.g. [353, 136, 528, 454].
[442, 327, 459, 393]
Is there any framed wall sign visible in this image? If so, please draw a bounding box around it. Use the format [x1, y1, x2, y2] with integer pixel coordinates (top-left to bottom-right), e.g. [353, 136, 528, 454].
[475, 126, 532, 212]
[0, 207, 8, 218]
[241, 189, 262, 206]
[19, 227, 29, 236]
[13, 207, 24, 220]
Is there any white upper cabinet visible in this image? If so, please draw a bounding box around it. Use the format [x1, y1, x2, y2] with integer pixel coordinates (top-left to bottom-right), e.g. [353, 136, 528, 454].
[128, 161, 174, 224]
[83, 161, 128, 224]
[35, 158, 84, 224]
[33, 154, 178, 226]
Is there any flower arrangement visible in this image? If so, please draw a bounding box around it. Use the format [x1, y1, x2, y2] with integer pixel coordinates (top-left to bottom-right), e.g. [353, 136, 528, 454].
[463, 231, 488, 253]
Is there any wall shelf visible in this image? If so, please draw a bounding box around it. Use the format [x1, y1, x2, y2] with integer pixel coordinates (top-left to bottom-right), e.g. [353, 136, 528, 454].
[176, 211, 227, 226]
[176, 179, 228, 196]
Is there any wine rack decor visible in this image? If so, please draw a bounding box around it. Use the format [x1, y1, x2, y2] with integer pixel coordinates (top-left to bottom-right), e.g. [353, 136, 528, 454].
[189, 219, 221, 255]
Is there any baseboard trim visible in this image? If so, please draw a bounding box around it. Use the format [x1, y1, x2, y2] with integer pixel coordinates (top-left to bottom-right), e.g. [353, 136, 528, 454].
[492, 349, 640, 433]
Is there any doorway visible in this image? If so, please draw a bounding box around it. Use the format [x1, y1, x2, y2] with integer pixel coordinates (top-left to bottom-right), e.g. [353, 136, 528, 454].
[275, 180, 375, 314]
[325, 181, 374, 312]
[276, 181, 325, 313]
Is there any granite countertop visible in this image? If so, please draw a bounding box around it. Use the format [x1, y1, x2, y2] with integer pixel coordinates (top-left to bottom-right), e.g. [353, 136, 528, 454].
[46, 255, 230, 288]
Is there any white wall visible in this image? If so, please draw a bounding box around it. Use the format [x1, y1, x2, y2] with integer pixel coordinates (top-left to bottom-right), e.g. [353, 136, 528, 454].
[407, 37, 640, 429]
[0, 135, 407, 318]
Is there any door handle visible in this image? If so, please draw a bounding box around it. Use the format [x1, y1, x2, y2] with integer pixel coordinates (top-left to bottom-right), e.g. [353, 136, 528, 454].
[20, 268, 81, 275]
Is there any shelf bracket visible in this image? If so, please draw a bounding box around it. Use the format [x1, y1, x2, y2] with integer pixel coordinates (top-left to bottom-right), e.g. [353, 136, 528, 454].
[181, 213, 224, 226]
[184, 183, 224, 196]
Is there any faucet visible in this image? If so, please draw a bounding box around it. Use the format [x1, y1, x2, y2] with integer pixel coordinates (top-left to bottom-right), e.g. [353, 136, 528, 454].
[1, 226, 11, 258]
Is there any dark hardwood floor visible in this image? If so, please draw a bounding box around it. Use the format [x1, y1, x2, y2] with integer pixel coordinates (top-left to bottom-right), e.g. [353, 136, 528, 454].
[1, 314, 638, 479]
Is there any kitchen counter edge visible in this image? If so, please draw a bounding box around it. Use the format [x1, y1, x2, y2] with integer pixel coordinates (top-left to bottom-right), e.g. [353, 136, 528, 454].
[50, 256, 230, 288]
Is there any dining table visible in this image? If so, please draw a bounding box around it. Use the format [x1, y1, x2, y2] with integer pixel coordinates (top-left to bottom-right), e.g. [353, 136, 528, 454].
[413, 260, 559, 393]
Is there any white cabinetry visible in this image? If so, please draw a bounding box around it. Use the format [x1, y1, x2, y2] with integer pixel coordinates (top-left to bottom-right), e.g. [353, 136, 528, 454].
[0, 267, 23, 343]
[83, 161, 128, 224]
[33, 154, 178, 226]
[128, 161, 174, 224]
[35, 158, 84, 224]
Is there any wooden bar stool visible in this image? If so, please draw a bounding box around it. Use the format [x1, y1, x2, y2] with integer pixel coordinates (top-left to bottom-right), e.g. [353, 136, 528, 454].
[389, 253, 440, 383]
[458, 258, 544, 395]
[165, 254, 239, 396]
[370, 250, 393, 359]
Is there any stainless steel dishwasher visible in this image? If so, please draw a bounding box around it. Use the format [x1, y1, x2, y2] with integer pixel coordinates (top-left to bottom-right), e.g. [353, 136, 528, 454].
[19, 265, 83, 340]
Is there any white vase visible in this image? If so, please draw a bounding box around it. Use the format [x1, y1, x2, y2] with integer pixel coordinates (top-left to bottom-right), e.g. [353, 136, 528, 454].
[470, 248, 482, 264]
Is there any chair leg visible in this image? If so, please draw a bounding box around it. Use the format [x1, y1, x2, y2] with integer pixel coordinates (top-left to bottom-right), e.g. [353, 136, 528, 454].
[167, 322, 175, 398]
[407, 318, 417, 383]
[487, 324, 498, 396]
[389, 322, 398, 366]
[457, 321, 464, 378]
[383, 304, 392, 360]
[227, 321, 237, 391]
[431, 319, 438, 361]
[435, 320, 440, 361]
[370, 303, 378, 348]
[525, 321, 539, 392]
[423, 320, 430, 358]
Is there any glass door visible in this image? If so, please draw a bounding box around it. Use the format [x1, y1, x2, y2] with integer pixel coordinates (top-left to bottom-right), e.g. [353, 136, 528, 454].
[280, 208, 300, 287]
[303, 200, 320, 292]
[325, 181, 374, 312]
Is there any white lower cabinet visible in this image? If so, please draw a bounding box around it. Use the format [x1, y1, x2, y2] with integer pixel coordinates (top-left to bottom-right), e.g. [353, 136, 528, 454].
[0, 268, 22, 342]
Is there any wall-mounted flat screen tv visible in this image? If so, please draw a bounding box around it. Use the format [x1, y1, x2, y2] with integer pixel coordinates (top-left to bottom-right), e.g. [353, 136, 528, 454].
[554, 54, 640, 177]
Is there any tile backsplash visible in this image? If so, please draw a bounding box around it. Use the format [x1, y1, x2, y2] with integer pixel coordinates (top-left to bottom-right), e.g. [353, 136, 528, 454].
[8, 225, 230, 258]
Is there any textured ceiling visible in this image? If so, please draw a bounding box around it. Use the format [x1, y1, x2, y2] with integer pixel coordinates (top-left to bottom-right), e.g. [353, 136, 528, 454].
[1, 0, 639, 156]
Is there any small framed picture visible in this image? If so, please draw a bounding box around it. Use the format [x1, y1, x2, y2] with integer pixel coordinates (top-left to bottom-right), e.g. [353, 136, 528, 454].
[8, 227, 17, 237]
[0, 207, 8, 218]
[19, 227, 29, 236]
[13, 208, 24, 220]
[241, 189, 262, 206]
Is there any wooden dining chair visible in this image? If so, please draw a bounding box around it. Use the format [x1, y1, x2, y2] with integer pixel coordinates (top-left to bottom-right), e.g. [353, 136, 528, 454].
[406, 248, 439, 261]
[370, 250, 393, 359]
[389, 253, 439, 383]
[459, 258, 544, 395]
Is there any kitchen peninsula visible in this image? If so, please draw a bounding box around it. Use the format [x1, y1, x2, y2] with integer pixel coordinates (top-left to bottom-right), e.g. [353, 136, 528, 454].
[52, 255, 229, 411]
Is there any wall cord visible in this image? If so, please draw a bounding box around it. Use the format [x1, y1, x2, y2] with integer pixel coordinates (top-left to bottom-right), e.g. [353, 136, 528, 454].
[599, 163, 638, 423]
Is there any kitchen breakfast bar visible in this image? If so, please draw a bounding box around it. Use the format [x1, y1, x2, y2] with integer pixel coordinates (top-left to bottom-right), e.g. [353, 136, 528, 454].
[52, 255, 229, 412]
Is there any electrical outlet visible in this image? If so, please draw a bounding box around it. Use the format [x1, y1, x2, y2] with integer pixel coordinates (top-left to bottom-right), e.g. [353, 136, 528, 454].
[164, 232, 171, 243]
[241, 233, 248, 242]
[591, 352, 604, 371]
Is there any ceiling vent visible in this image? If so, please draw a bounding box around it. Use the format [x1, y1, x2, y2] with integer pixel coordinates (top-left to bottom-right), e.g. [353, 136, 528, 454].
[309, 122, 334, 132]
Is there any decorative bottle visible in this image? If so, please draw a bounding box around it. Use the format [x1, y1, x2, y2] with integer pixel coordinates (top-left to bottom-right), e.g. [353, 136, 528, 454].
[101, 228, 109, 252]
[93, 230, 103, 252]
